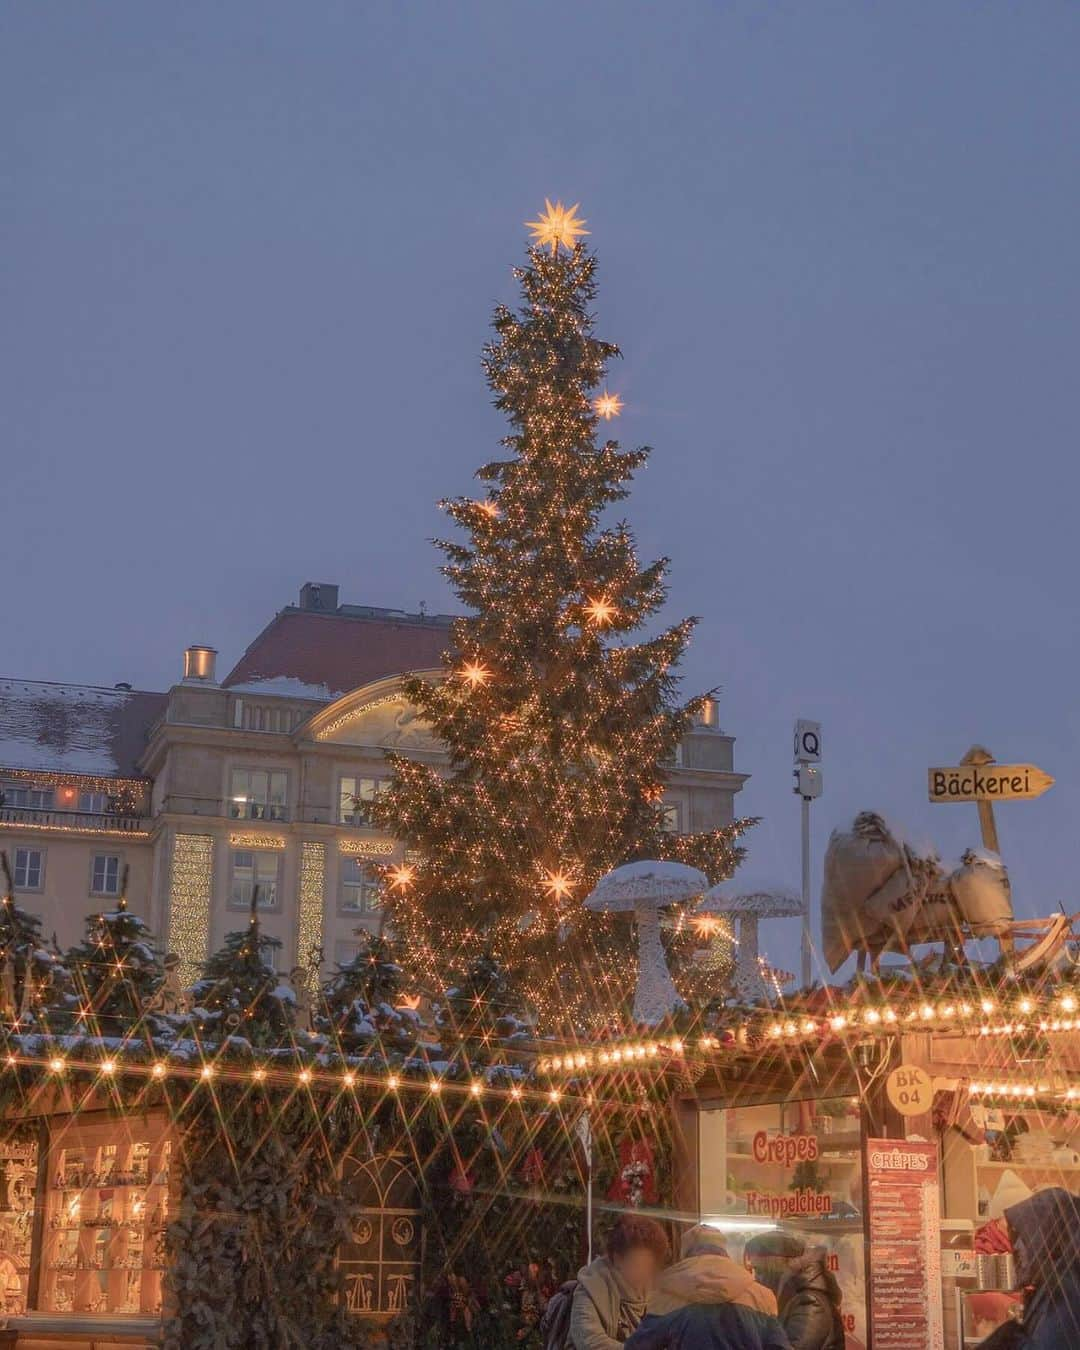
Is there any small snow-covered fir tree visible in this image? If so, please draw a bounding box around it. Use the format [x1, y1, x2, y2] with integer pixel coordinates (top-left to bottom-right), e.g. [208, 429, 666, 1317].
[0, 851, 68, 1028]
[190, 900, 291, 1044]
[65, 871, 165, 1036]
[438, 954, 530, 1065]
[321, 931, 418, 1050]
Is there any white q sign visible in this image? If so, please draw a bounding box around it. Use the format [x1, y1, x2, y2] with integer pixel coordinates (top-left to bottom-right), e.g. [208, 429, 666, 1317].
[794, 720, 822, 764]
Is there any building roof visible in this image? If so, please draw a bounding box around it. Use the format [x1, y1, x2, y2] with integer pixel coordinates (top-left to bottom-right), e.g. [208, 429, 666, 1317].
[222, 607, 453, 697]
[0, 679, 166, 779]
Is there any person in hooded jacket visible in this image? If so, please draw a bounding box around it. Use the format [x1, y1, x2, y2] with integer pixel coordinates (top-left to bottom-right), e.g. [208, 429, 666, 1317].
[978, 1188, 1080, 1350]
[744, 1232, 845, 1350]
[623, 1225, 789, 1350]
[569, 1215, 671, 1349]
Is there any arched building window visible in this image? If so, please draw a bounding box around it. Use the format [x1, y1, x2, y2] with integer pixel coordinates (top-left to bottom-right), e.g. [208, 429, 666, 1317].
[339, 1152, 422, 1316]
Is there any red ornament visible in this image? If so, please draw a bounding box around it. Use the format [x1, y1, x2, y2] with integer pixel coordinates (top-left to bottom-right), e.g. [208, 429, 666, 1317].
[449, 1164, 474, 1195]
[521, 1148, 545, 1187]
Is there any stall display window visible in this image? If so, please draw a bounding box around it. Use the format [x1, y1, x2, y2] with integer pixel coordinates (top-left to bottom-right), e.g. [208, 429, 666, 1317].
[698, 1095, 867, 1348]
[40, 1115, 171, 1316]
[0, 1135, 39, 1315]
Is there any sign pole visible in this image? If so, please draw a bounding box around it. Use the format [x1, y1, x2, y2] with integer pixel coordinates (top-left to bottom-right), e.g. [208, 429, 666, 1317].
[961, 744, 1000, 853]
[801, 794, 812, 990]
[794, 720, 823, 990]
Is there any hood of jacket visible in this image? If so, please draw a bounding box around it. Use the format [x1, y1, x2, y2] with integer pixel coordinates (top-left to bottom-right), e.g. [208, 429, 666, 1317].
[649, 1237, 777, 1319]
[1005, 1188, 1080, 1299]
[779, 1248, 842, 1307]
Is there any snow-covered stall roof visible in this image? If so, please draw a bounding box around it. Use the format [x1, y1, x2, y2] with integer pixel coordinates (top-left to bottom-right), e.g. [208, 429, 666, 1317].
[0, 679, 166, 778]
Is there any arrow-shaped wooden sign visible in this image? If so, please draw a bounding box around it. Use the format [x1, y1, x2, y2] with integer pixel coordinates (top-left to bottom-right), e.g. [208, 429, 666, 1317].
[928, 763, 1054, 804]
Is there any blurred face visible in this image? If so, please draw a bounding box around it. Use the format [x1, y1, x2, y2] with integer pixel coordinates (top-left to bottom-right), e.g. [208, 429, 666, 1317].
[613, 1245, 661, 1293]
[750, 1254, 790, 1292]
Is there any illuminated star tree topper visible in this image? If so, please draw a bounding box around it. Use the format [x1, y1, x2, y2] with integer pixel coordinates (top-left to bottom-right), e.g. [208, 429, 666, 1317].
[525, 198, 590, 254]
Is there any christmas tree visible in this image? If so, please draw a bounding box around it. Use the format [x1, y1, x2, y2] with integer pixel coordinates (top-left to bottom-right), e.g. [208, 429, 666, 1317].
[0, 851, 66, 1027]
[321, 930, 418, 1050]
[190, 898, 291, 1043]
[438, 954, 530, 1064]
[375, 203, 750, 1028]
[65, 870, 166, 1036]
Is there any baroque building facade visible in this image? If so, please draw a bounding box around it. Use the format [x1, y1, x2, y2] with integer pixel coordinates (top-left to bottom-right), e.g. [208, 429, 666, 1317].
[0, 583, 747, 980]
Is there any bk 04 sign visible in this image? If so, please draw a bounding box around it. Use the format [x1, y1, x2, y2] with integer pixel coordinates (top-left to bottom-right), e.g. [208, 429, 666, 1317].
[886, 1064, 932, 1118]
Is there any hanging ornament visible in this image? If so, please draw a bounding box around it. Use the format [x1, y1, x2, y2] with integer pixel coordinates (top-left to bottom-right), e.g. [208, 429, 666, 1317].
[593, 391, 623, 421]
[607, 1138, 657, 1208]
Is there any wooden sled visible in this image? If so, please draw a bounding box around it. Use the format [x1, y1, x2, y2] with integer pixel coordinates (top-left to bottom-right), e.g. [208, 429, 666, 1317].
[1009, 913, 1077, 974]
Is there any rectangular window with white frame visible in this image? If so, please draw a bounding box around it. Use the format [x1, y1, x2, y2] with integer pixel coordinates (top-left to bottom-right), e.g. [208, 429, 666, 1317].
[3, 783, 55, 810]
[230, 850, 282, 910]
[661, 802, 683, 834]
[229, 769, 288, 822]
[339, 858, 382, 914]
[90, 854, 123, 897]
[334, 940, 361, 968]
[12, 848, 44, 891]
[338, 776, 389, 826]
[78, 790, 110, 814]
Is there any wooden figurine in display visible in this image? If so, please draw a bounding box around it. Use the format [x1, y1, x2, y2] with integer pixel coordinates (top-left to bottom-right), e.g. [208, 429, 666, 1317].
[289, 967, 314, 1034]
[147, 954, 188, 1017]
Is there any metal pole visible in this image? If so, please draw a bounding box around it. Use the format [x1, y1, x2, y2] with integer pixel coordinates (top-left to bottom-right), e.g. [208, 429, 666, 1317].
[801, 794, 812, 988]
[585, 1114, 593, 1264]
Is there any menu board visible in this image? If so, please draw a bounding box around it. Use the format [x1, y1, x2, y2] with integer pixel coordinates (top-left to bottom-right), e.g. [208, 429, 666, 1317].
[866, 1139, 943, 1350]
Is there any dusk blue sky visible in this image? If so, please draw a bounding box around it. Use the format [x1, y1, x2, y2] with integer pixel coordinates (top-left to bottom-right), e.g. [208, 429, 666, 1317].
[3, 3, 1078, 977]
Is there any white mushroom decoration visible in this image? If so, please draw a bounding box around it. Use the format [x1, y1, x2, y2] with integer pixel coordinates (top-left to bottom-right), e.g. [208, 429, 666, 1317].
[585, 860, 708, 1025]
[696, 880, 804, 1003]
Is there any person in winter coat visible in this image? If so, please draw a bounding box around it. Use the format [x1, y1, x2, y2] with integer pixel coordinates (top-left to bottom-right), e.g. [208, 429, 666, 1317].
[978, 1188, 1080, 1350]
[621, 1225, 787, 1350]
[744, 1232, 845, 1350]
[649, 1224, 778, 1318]
[570, 1215, 670, 1350]
[623, 1300, 792, 1350]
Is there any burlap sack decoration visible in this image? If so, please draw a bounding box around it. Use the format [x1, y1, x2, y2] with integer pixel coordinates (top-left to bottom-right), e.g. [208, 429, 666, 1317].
[821, 812, 905, 971]
[949, 849, 1013, 938]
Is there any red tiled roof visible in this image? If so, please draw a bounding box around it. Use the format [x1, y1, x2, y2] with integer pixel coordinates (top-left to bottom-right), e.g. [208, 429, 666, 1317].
[222, 610, 452, 696]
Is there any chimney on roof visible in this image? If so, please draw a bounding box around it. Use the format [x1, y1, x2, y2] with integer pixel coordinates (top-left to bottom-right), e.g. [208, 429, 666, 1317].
[299, 582, 339, 613]
[183, 646, 218, 684]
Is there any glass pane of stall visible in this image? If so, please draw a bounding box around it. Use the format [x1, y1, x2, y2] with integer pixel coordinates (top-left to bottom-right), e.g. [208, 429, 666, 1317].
[0, 1134, 39, 1315]
[41, 1115, 170, 1315]
[699, 1095, 866, 1347]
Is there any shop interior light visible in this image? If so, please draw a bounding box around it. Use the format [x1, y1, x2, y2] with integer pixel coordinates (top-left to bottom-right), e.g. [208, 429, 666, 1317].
[702, 1217, 781, 1234]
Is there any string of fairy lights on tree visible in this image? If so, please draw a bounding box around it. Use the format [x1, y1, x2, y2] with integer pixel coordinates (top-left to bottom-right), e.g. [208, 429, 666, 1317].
[372, 200, 753, 1032]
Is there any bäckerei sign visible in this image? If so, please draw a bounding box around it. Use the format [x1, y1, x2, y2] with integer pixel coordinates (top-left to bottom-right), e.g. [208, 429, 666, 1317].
[928, 763, 1053, 804]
